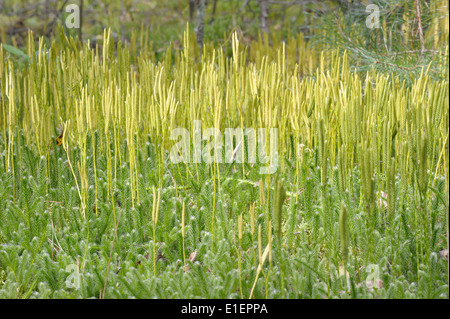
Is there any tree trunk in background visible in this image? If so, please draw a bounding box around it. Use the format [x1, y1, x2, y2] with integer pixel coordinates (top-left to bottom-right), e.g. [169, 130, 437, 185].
[209, 0, 218, 24]
[79, 0, 84, 45]
[415, 0, 426, 55]
[195, 0, 206, 52]
[189, 0, 196, 21]
[259, 0, 269, 36]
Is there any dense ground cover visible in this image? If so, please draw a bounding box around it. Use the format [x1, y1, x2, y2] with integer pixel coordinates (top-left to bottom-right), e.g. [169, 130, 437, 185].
[0, 25, 448, 298]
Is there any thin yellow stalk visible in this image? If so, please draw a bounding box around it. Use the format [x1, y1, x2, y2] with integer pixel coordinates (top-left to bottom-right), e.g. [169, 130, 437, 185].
[181, 202, 187, 272]
[152, 186, 161, 276]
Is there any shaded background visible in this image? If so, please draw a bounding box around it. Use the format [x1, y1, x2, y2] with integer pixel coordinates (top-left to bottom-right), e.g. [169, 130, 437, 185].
[0, 0, 448, 80]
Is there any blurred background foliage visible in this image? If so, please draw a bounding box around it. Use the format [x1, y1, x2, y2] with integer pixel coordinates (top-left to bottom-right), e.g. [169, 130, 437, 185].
[0, 0, 448, 81]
